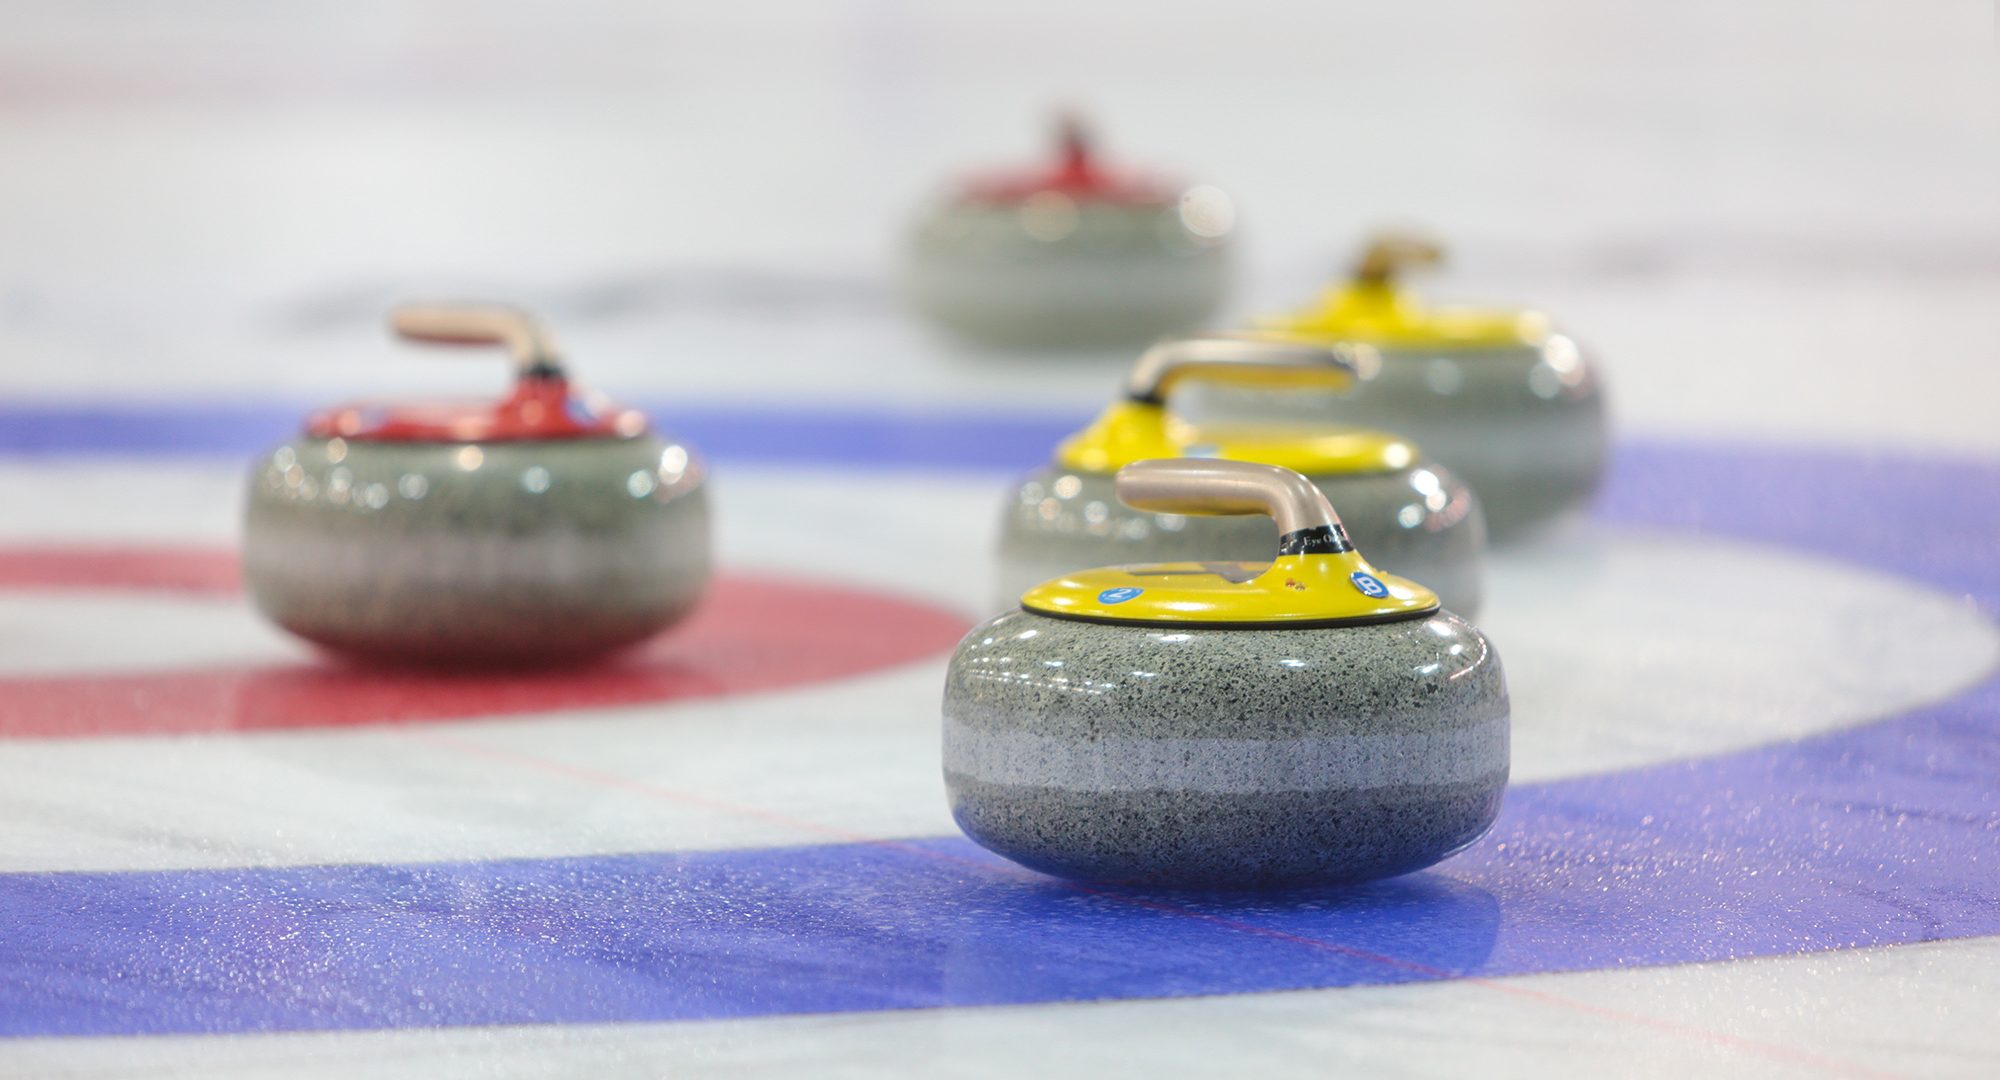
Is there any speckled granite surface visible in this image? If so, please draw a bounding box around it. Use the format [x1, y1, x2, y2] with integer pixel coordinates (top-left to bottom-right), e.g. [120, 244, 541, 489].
[243, 435, 710, 664]
[943, 607, 1509, 887]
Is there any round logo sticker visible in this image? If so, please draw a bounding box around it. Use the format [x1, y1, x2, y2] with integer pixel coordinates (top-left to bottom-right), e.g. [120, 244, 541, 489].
[1349, 571, 1390, 599]
[1098, 587, 1144, 605]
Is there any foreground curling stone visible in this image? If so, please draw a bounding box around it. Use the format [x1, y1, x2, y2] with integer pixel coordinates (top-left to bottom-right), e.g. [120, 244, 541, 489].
[1220, 233, 1608, 537]
[996, 335, 1485, 615]
[904, 115, 1235, 349]
[243, 303, 710, 665]
[947, 458, 1508, 889]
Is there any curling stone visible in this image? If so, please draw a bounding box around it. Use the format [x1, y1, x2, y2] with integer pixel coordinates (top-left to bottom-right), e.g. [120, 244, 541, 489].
[904, 115, 1234, 349]
[947, 458, 1508, 889]
[1213, 233, 1608, 537]
[242, 303, 710, 665]
[996, 335, 1486, 616]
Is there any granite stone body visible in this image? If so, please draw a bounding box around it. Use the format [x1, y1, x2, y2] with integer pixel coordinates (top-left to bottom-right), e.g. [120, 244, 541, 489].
[906, 202, 1230, 349]
[1187, 340, 1606, 538]
[995, 463, 1484, 615]
[942, 608, 1509, 888]
[243, 434, 709, 664]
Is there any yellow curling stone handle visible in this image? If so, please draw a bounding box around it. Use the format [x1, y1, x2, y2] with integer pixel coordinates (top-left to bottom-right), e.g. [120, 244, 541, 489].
[1056, 336, 1413, 475]
[1019, 459, 1440, 627]
[1260, 230, 1548, 348]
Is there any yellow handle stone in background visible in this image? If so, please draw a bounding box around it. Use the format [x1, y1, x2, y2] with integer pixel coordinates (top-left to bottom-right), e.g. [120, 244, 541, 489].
[1054, 336, 1415, 475]
[1261, 232, 1549, 349]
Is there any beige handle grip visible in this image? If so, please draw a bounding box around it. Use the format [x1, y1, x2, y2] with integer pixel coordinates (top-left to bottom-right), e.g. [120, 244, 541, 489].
[1115, 458, 1343, 540]
[389, 303, 563, 377]
[1352, 232, 1444, 286]
[1123, 335, 1359, 405]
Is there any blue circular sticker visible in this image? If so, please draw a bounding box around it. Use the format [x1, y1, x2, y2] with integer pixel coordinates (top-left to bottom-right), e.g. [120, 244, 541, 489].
[1097, 587, 1144, 605]
[1349, 571, 1390, 598]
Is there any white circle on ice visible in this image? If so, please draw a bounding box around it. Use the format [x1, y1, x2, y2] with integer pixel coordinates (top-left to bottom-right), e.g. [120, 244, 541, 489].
[1474, 525, 2000, 781]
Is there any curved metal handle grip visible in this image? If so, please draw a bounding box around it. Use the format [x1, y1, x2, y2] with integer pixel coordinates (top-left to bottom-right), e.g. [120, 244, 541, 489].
[1115, 458, 1342, 539]
[1123, 335, 1358, 405]
[389, 303, 563, 377]
[1352, 232, 1444, 286]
